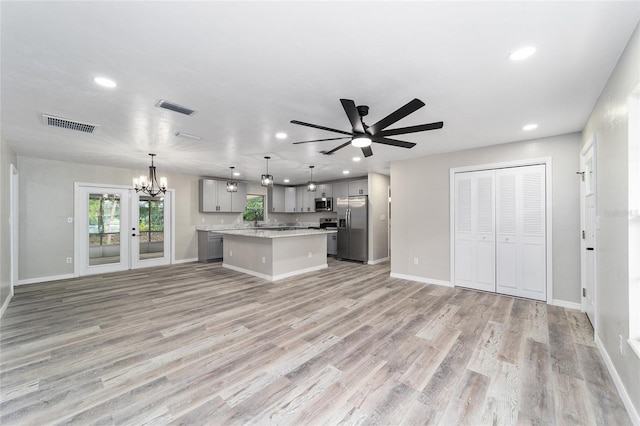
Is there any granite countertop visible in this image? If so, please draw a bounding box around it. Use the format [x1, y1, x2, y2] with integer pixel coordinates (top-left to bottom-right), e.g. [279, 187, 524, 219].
[213, 228, 336, 239]
[196, 223, 319, 232]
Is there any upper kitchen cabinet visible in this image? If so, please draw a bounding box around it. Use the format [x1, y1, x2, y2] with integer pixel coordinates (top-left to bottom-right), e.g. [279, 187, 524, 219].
[199, 178, 247, 213]
[316, 183, 332, 199]
[348, 179, 368, 196]
[333, 182, 349, 198]
[268, 185, 286, 213]
[284, 187, 297, 212]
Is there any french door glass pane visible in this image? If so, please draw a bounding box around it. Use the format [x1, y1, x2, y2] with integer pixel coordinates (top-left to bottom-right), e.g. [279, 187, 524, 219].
[88, 193, 121, 265]
[138, 196, 164, 260]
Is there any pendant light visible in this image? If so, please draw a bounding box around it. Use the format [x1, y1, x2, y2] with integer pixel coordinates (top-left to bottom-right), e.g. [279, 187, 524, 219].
[226, 166, 238, 192]
[133, 153, 167, 197]
[261, 156, 273, 187]
[306, 165, 317, 192]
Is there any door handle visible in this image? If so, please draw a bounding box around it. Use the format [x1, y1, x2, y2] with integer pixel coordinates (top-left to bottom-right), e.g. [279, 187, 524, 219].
[586, 247, 594, 251]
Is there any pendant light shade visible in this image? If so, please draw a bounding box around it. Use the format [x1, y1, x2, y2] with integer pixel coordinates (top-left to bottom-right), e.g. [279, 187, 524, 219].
[307, 165, 317, 192]
[226, 166, 238, 192]
[261, 156, 273, 187]
[133, 153, 167, 197]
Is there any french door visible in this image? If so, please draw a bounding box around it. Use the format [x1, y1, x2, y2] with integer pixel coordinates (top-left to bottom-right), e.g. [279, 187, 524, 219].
[74, 184, 172, 276]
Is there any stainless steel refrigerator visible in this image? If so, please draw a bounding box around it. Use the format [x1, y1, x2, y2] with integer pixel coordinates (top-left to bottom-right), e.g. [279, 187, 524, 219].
[337, 196, 368, 263]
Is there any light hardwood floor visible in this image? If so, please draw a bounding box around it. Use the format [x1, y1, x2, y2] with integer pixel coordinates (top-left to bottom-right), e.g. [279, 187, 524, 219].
[0, 259, 631, 425]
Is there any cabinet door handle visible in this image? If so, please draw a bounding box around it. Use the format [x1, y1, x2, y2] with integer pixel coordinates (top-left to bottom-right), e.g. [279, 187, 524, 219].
[586, 247, 594, 251]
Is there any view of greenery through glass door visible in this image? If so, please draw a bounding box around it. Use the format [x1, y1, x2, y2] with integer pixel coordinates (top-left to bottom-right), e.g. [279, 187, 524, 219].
[138, 196, 164, 259]
[88, 193, 121, 265]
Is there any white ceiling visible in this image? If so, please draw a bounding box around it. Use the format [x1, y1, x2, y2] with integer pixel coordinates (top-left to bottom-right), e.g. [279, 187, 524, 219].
[2, 1, 639, 185]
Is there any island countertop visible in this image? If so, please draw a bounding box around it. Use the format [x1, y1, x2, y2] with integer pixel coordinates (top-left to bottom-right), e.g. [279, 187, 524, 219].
[213, 228, 336, 239]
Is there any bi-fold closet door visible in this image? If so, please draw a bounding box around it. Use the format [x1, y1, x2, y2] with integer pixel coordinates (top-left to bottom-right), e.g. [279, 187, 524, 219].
[454, 164, 547, 301]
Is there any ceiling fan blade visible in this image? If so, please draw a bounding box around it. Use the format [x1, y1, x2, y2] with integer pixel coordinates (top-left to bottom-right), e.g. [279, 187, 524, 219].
[368, 98, 426, 135]
[377, 121, 444, 137]
[340, 99, 365, 134]
[290, 120, 353, 136]
[371, 136, 416, 149]
[361, 145, 373, 157]
[292, 137, 351, 144]
[323, 141, 352, 155]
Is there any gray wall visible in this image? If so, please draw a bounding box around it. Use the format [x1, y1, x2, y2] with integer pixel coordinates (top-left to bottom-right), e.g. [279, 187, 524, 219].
[582, 22, 639, 417]
[368, 172, 390, 262]
[1, 134, 17, 313]
[390, 132, 581, 303]
[16, 156, 243, 281]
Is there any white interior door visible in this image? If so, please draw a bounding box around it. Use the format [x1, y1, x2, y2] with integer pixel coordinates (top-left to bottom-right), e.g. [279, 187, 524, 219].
[10, 164, 19, 290]
[131, 191, 171, 269]
[454, 170, 496, 292]
[581, 142, 597, 327]
[496, 165, 547, 301]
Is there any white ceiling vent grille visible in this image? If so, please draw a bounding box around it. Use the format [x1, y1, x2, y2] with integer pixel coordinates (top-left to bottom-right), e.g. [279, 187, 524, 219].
[155, 99, 196, 116]
[42, 114, 99, 133]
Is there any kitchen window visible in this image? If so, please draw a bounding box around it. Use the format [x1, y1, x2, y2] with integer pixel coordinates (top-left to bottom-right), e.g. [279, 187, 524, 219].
[243, 194, 264, 222]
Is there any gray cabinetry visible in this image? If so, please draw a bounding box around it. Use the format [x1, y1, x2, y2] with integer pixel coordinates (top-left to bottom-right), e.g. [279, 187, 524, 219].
[197, 231, 223, 261]
[348, 179, 368, 196]
[199, 178, 247, 213]
[268, 186, 285, 212]
[284, 187, 297, 212]
[317, 183, 332, 198]
[327, 233, 337, 256]
[333, 181, 349, 198]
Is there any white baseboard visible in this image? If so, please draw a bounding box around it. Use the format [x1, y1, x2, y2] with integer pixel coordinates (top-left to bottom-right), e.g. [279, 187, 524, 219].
[550, 299, 582, 310]
[17, 273, 76, 286]
[173, 257, 199, 265]
[0, 288, 14, 319]
[595, 335, 640, 425]
[368, 257, 389, 265]
[389, 272, 453, 287]
[222, 263, 328, 282]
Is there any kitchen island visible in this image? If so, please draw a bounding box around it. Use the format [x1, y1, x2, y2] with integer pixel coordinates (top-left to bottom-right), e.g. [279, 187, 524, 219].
[214, 228, 336, 281]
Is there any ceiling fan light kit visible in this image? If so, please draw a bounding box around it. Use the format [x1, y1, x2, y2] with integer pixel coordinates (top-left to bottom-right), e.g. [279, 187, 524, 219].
[291, 98, 443, 158]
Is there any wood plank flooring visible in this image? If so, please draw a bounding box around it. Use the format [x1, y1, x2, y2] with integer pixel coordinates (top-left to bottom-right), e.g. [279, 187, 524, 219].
[0, 259, 631, 425]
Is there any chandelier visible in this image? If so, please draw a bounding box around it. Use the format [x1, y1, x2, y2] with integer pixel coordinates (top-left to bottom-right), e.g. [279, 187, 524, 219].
[307, 165, 317, 192]
[226, 166, 238, 192]
[261, 156, 274, 187]
[133, 153, 167, 197]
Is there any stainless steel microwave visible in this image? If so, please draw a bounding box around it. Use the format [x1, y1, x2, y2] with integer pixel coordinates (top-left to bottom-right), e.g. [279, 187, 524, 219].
[315, 197, 333, 212]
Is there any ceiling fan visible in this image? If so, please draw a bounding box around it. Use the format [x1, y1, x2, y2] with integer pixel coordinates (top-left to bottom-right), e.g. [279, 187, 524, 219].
[291, 98, 443, 157]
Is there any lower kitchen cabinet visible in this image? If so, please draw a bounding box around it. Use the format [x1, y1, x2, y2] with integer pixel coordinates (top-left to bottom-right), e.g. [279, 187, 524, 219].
[197, 231, 223, 261]
[327, 233, 337, 256]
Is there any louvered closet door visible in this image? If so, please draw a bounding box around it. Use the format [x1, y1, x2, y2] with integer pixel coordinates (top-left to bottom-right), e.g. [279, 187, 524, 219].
[454, 170, 496, 292]
[496, 164, 546, 301]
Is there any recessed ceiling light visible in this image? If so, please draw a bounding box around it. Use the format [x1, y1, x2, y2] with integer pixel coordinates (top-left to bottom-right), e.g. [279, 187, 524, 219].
[275, 132, 287, 139]
[94, 77, 117, 88]
[352, 157, 361, 162]
[283, 179, 290, 183]
[509, 46, 536, 61]
[233, 172, 240, 177]
[523, 123, 538, 131]
[342, 170, 350, 175]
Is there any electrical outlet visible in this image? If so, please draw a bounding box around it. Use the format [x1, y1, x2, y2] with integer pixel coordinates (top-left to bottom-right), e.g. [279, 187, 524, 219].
[221, 219, 224, 224]
[413, 258, 419, 265]
[619, 334, 626, 355]
[201, 218, 205, 223]
[308, 252, 312, 258]
[67, 217, 73, 223]
[66, 257, 72, 264]
[262, 256, 266, 264]
[229, 250, 232, 257]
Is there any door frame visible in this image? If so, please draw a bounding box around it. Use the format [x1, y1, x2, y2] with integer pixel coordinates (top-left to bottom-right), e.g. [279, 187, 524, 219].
[580, 134, 597, 331]
[450, 157, 553, 302]
[73, 182, 175, 277]
[9, 164, 19, 294]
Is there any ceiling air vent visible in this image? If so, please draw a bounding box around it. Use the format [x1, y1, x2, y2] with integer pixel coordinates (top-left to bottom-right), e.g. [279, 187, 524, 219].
[155, 99, 196, 116]
[42, 114, 99, 133]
